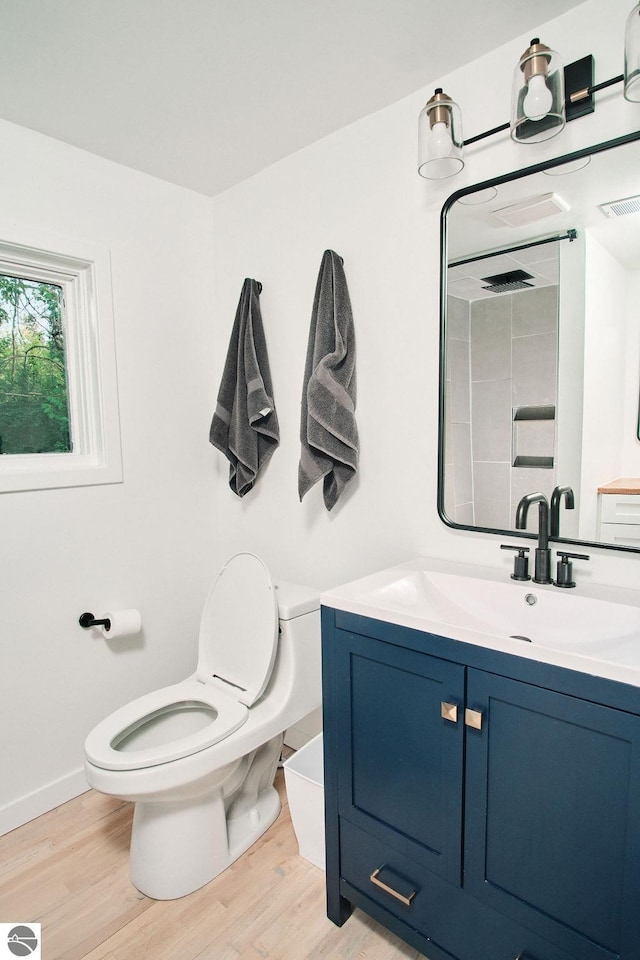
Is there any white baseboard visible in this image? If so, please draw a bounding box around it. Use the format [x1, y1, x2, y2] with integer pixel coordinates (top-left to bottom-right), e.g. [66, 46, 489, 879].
[1, 719, 325, 837]
[0, 768, 90, 836]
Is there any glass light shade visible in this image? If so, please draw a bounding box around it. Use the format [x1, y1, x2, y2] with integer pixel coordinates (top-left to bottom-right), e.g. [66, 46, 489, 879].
[511, 39, 565, 143]
[625, 3, 640, 101]
[418, 89, 464, 179]
[542, 156, 591, 175]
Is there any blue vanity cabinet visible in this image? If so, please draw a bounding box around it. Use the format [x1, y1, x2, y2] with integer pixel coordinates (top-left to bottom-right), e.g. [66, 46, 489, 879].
[463, 670, 640, 960]
[332, 627, 466, 885]
[322, 606, 640, 960]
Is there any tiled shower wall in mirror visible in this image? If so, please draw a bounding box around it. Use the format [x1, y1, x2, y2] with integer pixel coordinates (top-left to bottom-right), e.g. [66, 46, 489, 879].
[445, 284, 558, 531]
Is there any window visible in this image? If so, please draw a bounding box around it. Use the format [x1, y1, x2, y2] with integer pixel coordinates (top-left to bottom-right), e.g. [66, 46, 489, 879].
[0, 273, 71, 455]
[0, 223, 122, 493]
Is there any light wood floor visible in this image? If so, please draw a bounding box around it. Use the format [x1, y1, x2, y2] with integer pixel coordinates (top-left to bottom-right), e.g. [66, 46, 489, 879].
[0, 770, 425, 960]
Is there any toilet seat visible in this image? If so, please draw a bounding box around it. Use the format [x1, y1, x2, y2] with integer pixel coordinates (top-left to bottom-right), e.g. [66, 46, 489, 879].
[84, 677, 248, 770]
[197, 552, 278, 705]
[85, 553, 279, 772]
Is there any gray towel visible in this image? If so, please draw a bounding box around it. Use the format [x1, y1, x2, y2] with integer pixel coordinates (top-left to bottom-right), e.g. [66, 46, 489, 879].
[209, 279, 279, 496]
[298, 250, 359, 511]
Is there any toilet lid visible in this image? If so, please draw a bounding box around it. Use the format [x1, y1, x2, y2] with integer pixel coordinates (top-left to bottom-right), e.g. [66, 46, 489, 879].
[197, 553, 278, 707]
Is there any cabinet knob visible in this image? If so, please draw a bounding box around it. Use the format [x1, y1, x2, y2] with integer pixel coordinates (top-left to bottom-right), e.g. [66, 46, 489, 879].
[464, 708, 484, 730]
[441, 701, 458, 723]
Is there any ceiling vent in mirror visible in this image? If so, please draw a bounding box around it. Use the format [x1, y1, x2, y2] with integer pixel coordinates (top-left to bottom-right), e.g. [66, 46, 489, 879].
[491, 192, 570, 227]
[481, 269, 535, 293]
[598, 194, 640, 218]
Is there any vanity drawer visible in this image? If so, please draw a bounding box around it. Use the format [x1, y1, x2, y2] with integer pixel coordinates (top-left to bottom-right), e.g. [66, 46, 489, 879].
[339, 818, 581, 960]
[339, 817, 434, 924]
[599, 493, 640, 524]
[598, 521, 640, 546]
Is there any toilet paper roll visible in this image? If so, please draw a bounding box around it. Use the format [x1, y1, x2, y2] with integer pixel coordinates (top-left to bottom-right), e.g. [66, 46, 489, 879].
[101, 609, 142, 639]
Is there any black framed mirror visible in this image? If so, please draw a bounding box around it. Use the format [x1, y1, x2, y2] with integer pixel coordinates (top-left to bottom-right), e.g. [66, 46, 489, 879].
[439, 130, 640, 552]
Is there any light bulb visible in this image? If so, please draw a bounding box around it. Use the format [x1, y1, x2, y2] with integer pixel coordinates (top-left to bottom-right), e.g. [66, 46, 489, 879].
[523, 74, 553, 121]
[429, 120, 453, 159]
[418, 89, 464, 179]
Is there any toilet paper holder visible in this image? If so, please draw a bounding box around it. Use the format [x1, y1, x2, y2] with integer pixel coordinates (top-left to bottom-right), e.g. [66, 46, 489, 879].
[79, 611, 111, 630]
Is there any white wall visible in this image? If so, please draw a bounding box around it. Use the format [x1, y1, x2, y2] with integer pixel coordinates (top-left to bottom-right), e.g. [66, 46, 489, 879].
[0, 121, 218, 831]
[580, 234, 628, 539]
[556, 233, 585, 540]
[209, 0, 640, 596]
[579, 248, 640, 541]
[5, 0, 640, 833]
[208, 101, 432, 587]
[621, 269, 640, 474]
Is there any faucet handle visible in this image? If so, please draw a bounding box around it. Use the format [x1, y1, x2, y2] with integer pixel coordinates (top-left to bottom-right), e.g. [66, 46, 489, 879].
[501, 544, 531, 582]
[555, 551, 590, 589]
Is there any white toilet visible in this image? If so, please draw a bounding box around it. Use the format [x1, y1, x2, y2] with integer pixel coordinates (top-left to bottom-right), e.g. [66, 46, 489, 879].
[84, 552, 321, 900]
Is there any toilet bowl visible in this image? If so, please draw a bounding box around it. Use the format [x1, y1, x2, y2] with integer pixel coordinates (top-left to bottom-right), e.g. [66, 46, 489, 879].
[84, 552, 321, 900]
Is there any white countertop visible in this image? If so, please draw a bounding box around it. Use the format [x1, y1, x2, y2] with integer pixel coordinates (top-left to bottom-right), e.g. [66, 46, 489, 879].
[321, 556, 640, 691]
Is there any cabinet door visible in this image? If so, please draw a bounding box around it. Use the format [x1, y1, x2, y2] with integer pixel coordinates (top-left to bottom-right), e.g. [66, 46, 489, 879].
[335, 630, 465, 885]
[464, 670, 640, 960]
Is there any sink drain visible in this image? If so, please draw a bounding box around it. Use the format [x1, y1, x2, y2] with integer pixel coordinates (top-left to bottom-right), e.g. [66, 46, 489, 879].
[510, 634, 532, 642]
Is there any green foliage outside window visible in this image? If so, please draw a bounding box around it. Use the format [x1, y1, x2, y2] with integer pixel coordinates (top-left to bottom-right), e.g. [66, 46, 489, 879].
[0, 273, 71, 455]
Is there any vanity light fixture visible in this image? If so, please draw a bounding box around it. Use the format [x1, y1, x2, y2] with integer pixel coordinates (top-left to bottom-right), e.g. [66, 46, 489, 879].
[511, 39, 565, 142]
[418, 6, 639, 180]
[457, 186, 499, 205]
[625, 2, 640, 100]
[542, 155, 591, 175]
[418, 88, 464, 179]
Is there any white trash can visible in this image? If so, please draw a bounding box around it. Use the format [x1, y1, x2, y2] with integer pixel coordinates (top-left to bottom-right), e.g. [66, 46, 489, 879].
[283, 733, 325, 870]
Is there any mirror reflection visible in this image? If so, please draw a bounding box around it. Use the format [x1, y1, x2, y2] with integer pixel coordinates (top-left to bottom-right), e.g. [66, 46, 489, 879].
[440, 133, 640, 552]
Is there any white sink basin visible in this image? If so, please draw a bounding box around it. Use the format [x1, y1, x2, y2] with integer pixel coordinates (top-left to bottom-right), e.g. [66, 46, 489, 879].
[359, 570, 640, 667]
[321, 558, 640, 681]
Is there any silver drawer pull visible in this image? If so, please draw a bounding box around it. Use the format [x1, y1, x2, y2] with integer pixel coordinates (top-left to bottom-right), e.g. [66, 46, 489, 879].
[370, 867, 416, 906]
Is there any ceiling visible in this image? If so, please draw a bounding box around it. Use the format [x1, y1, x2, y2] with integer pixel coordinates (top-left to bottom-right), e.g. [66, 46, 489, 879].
[1, 0, 585, 197]
[448, 244, 559, 302]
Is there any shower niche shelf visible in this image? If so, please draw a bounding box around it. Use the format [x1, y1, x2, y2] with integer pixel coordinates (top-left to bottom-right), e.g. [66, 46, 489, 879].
[512, 404, 555, 469]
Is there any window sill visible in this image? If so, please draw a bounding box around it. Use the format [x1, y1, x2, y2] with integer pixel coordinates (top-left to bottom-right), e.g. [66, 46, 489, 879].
[0, 449, 123, 494]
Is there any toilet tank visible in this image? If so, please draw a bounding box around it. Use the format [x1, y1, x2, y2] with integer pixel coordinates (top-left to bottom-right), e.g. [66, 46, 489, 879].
[271, 580, 321, 720]
[275, 580, 319, 621]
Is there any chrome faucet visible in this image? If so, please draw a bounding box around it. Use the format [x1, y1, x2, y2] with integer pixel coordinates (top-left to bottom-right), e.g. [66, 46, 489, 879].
[550, 485, 575, 538]
[515, 492, 552, 584]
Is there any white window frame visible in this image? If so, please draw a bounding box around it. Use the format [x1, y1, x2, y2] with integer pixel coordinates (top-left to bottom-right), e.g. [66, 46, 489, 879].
[0, 221, 122, 493]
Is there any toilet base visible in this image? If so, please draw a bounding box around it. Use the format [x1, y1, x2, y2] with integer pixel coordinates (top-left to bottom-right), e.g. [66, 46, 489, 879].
[129, 784, 281, 900]
[228, 784, 281, 867]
